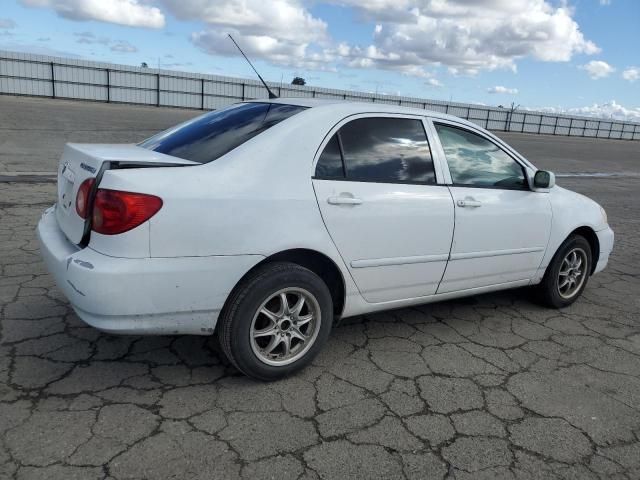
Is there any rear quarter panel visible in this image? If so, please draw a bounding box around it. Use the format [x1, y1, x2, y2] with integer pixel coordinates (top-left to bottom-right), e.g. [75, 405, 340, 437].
[98, 107, 362, 303]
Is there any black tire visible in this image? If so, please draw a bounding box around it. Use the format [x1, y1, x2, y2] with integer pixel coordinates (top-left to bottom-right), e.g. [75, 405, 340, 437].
[217, 261, 333, 381]
[536, 234, 592, 308]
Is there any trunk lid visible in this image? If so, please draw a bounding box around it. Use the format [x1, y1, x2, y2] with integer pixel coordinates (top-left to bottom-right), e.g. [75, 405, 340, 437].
[55, 143, 195, 245]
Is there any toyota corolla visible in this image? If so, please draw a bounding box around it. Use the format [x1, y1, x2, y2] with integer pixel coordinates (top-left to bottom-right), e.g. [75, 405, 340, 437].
[37, 99, 614, 380]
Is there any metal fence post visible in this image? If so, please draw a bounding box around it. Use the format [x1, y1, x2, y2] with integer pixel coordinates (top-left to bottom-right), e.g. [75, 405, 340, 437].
[156, 73, 160, 106]
[568, 118, 573, 137]
[241, 83, 245, 101]
[201, 78, 205, 110]
[521, 113, 526, 133]
[553, 116, 558, 135]
[595, 120, 601, 138]
[105, 68, 110, 103]
[538, 114, 543, 134]
[50, 62, 55, 98]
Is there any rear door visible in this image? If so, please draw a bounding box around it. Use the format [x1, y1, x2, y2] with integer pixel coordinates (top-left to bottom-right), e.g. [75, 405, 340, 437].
[312, 114, 454, 303]
[430, 121, 552, 293]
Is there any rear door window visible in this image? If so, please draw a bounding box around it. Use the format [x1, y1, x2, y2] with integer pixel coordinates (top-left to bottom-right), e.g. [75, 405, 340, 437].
[315, 134, 345, 179]
[139, 102, 307, 164]
[337, 117, 436, 184]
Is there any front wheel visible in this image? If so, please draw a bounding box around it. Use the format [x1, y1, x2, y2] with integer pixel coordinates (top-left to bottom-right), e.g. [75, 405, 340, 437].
[217, 262, 333, 381]
[536, 235, 592, 308]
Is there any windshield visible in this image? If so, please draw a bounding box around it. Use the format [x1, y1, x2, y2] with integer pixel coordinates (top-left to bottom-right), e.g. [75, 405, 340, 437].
[139, 102, 307, 164]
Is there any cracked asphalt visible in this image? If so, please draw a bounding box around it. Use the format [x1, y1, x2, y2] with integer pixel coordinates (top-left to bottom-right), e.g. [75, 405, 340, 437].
[1, 96, 639, 479]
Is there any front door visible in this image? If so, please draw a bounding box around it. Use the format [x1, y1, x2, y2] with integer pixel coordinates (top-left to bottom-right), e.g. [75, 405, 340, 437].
[431, 122, 552, 293]
[312, 115, 455, 303]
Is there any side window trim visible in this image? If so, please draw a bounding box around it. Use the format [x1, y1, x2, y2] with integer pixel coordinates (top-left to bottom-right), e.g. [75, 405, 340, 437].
[430, 119, 531, 191]
[335, 131, 347, 178]
[313, 113, 444, 186]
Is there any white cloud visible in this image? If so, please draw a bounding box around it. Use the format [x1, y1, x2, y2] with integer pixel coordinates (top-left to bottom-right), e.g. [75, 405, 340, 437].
[622, 67, 639, 82]
[159, 0, 329, 70]
[19, 0, 165, 28]
[533, 100, 640, 122]
[74, 31, 110, 45]
[599, 0, 611, 5]
[581, 60, 615, 79]
[111, 41, 138, 53]
[161, 0, 326, 44]
[73, 31, 138, 53]
[328, 0, 599, 74]
[13, 0, 600, 78]
[0, 18, 16, 29]
[166, 0, 598, 75]
[426, 78, 442, 87]
[488, 86, 519, 94]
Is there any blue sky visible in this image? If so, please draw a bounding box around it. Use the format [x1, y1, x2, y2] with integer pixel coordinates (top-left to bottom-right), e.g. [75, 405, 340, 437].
[0, 0, 638, 119]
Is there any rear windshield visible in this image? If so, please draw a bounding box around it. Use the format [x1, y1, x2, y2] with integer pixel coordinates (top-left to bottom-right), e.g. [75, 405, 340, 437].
[139, 102, 307, 164]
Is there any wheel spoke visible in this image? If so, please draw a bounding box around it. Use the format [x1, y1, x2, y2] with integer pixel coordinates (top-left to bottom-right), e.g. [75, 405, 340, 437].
[290, 327, 307, 342]
[253, 325, 277, 338]
[559, 269, 570, 276]
[291, 295, 306, 317]
[263, 335, 282, 355]
[259, 307, 279, 323]
[282, 335, 291, 357]
[297, 313, 313, 326]
[280, 293, 290, 315]
[559, 277, 570, 289]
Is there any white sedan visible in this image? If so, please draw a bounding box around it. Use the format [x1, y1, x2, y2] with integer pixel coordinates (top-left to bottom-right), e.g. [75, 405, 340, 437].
[37, 99, 614, 380]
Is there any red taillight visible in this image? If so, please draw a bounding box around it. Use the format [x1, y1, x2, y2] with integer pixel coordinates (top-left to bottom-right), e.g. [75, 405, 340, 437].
[75, 178, 95, 218]
[92, 189, 163, 235]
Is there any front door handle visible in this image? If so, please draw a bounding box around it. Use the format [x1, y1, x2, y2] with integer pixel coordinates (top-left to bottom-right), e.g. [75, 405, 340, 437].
[457, 198, 482, 208]
[327, 195, 363, 205]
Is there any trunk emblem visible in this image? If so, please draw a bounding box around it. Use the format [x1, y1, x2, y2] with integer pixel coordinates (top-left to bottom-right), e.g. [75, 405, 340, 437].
[80, 162, 97, 174]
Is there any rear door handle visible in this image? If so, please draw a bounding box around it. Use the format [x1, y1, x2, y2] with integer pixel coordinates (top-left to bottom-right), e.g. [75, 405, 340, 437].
[327, 195, 363, 205]
[457, 198, 482, 208]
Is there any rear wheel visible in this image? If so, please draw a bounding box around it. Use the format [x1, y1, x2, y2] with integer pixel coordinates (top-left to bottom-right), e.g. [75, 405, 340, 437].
[537, 235, 592, 308]
[217, 262, 332, 381]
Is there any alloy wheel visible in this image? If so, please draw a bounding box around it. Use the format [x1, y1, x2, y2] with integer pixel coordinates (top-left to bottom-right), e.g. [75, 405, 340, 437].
[557, 247, 588, 299]
[249, 287, 321, 366]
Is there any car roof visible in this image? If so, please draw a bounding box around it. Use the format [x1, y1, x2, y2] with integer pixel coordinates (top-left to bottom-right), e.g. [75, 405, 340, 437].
[246, 97, 479, 129]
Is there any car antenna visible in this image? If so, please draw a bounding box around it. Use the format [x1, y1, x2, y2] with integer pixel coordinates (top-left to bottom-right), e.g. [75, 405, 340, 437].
[228, 34, 278, 99]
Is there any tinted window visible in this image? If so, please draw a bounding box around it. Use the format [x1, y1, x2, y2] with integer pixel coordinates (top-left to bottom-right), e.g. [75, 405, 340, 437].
[139, 102, 306, 164]
[435, 124, 527, 189]
[315, 134, 344, 178]
[339, 118, 436, 183]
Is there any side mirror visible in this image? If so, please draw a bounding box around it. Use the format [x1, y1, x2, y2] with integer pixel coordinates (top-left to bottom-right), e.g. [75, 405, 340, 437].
[533, 170, 555, 189]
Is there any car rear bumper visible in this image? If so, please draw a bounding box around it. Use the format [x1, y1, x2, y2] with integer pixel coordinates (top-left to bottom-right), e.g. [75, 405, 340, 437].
[37, 205, 263, 335]
[594, 226, 614, 274]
